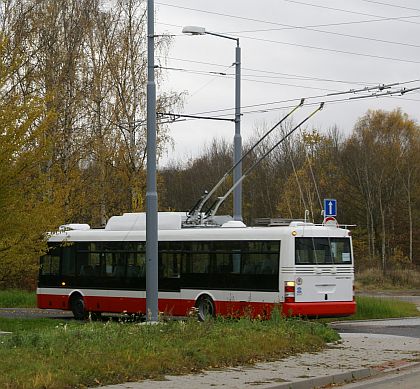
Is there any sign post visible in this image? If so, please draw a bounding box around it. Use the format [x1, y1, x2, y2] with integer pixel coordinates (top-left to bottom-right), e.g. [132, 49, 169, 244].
[323, 198, 337, 217]
[323, 199, 337, 227]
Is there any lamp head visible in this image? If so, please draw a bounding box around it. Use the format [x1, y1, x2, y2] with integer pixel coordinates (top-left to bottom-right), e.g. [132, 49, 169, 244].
[182, 26, 206, 35]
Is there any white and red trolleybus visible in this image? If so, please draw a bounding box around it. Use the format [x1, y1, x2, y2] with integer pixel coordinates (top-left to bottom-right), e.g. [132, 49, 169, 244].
[37, 212, 356, 320]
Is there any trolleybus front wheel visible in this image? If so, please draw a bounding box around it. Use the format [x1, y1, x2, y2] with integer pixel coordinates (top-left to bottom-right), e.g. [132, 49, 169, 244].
[196, 295, 215, 321]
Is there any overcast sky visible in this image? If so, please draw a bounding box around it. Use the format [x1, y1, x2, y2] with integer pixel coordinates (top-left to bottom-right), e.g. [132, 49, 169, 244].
[153, 0, 420, 165]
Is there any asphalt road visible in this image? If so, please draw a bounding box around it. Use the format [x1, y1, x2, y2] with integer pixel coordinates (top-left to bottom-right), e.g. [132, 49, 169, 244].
[342, 364, 420, 389]
[331, 317, 420, 338]
[330, 293, 420, 338]
[0, 307, 73, 319]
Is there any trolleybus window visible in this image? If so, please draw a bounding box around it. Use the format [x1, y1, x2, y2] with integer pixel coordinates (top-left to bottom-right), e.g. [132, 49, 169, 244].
[39, 239, 280, 291]
[40, 245, 60, 275]
[295, 238, 352, 265]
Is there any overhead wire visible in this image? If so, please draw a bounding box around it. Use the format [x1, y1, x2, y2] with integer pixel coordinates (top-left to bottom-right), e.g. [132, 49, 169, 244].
[155, 3, 420, 125]
[235, 34, 420, 65]
[190, 63, 235, 97]
[157, 65, 342, 93]
[156, 84, 420, 125]
[282, 0, 420, 25]
[160, 58, 380, 86]
[157, 65, 378, 87]
[156, 6, 420, 64]
[184, 79, 420, 117]
[157, 18, 420, 51]
[227, 26, 420, 49]
[156, 1, 420, 29]
[158, 16, 420, 34]
[359, 0, 420, 13]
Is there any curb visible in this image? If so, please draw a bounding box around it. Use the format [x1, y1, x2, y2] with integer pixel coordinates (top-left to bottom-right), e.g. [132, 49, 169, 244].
[329, 316, 420, 325]
[265, 362, 420, 389]
[266, 368, 375, 389]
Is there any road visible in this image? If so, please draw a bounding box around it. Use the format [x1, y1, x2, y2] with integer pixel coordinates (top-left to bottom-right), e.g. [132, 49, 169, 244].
[0, 307, 73, 319]
[330, 317, 420, 338]
[341, 364, 420, 389]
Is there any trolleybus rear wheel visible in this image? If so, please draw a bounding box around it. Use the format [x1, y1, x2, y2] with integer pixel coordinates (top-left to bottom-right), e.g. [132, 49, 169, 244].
[196, 295, 215, 321]
[70, 295, 88, 320]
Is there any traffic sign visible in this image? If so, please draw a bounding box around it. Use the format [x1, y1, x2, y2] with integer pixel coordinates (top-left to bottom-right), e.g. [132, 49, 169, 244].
[324, 199, 337, 217]
[323, 216, 338, 227]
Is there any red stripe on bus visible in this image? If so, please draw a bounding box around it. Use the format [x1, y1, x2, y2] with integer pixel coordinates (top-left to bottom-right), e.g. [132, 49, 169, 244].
[38, 293, 355, 318]
[282, 301, 356, 317]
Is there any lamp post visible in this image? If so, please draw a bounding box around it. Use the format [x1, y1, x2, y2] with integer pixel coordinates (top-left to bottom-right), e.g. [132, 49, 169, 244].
[146, 0, 158, 322]
[182, 26, 242, 221]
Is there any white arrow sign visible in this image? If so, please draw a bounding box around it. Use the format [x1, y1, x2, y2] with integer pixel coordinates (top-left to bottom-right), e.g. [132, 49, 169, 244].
[323, 198, 337, 217]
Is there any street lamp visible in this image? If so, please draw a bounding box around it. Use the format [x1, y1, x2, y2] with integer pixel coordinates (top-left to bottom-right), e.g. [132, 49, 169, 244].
[182, 26, 242, 221]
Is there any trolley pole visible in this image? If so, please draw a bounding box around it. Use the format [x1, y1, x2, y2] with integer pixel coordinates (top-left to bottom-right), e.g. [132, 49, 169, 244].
[146, 0, 159, 322]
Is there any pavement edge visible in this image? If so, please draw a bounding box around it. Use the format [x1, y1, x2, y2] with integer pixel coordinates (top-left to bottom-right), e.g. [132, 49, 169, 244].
[266, 362, 420, 389]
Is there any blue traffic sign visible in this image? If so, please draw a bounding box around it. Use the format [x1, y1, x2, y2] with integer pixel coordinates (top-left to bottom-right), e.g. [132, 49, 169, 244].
[324, 198, 337, 217]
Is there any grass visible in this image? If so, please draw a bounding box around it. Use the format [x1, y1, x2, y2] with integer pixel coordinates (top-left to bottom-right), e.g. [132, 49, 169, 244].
[355, 267, 420, 290]
[0, 290, 36, 308]
[0, 290, 418, 387]
[0, 313, 339, 389]
[0, 317, 60, 332]
[348, 295, 420, 320]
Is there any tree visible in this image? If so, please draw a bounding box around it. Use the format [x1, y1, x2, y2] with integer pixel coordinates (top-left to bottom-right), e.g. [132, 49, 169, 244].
[341, 109, 419, 270]
[0, 36, 59, 288]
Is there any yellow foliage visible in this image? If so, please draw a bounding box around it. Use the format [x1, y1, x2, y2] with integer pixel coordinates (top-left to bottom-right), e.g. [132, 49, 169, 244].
[0, 37, 61, 288]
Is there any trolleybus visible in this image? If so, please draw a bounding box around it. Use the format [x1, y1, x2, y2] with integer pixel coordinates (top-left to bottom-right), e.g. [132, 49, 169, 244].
[37, 212, 356, 320]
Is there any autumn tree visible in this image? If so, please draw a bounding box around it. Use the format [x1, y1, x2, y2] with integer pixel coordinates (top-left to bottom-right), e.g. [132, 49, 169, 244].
[341, 109, 419, 270]
[0, 36, 59, 288]
[1, 0, 182, 227]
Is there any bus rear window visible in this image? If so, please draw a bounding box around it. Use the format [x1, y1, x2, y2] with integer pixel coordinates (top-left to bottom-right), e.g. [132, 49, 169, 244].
[295, 238, 352, 265]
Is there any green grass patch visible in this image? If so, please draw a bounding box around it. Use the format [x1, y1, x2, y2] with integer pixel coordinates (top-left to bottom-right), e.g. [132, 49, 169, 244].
[0, 290, 36, 308]
[318, 296, 420, 324]
[0, 317, 62, 332]
[349, 296, 420, 320]
[0, 313, 339, 388]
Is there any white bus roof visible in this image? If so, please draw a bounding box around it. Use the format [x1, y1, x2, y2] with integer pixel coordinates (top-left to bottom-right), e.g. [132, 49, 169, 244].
[48, 223, 350, 243]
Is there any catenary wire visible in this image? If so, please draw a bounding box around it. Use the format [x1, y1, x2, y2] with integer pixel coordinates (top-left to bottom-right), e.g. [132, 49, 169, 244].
[183, 79, 420, 117]
[234, 34, 420, 64]
[161, 57, 381, 86]
[156, 2, 420, 30]
[157, 87, 420, 125]
[158, 16, 420, 34]
[282, 0, 420, 25]
[157, 17, 420, 49]
[354, 0, 420, 14]
[225, 26, 420, 49]
[157, 65, 378, 87]
[157, 4, 420, 53]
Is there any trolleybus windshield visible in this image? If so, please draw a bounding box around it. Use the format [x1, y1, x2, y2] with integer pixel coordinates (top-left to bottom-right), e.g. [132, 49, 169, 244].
[295, 237, 352, 265]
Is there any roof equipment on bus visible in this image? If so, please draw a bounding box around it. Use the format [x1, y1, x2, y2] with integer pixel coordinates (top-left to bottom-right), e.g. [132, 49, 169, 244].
[254, 218, 305, 226]
[105, 212, 183, 231]
[59, 224, 90, 231]
[190, 102, 325, 226]
[185, 98, 305, 226]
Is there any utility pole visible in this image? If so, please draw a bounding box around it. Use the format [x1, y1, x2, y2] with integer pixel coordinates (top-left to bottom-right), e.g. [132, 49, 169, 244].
[146, 0, 158, 322]
[233, 41, 242, 221]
